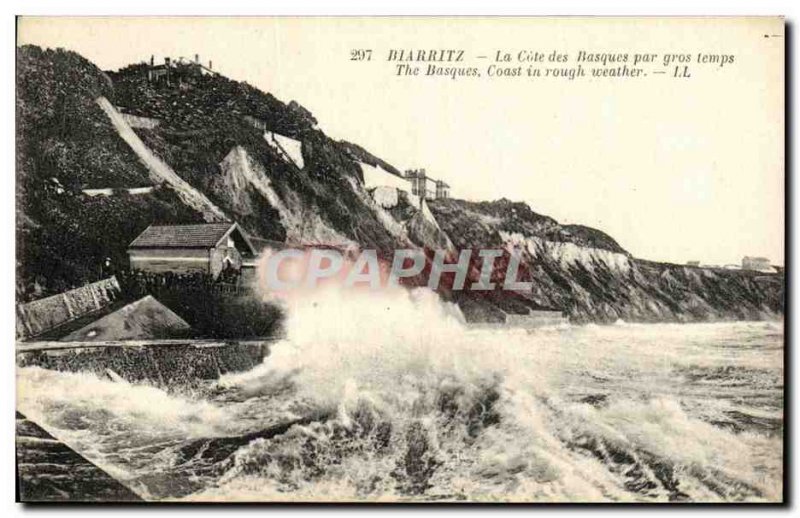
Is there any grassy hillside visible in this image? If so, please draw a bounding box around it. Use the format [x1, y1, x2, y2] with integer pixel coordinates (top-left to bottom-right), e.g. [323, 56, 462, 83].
[109, 62, 317, 136]
[16, 46, 203, 300]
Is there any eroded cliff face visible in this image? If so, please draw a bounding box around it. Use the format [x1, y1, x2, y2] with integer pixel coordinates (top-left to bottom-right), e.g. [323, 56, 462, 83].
[426, 199, 783, 323]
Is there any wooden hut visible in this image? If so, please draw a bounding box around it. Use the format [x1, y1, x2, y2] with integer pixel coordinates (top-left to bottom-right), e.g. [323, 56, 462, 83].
[127, 222, 256, 279]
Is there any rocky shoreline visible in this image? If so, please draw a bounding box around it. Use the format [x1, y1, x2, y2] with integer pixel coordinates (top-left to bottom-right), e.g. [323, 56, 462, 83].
[16, 412, 141, 502]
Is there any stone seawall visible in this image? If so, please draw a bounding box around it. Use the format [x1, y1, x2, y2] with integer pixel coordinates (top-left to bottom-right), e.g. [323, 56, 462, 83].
[16, 277, 121, 340]
[16, 340, 270, 389]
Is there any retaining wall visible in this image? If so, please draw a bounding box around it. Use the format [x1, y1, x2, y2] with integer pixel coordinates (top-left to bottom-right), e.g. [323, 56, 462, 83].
[16, 277, 121, 339]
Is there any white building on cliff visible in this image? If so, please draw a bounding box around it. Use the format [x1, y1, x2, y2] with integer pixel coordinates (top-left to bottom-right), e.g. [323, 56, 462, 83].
[360, 164, 451, 202]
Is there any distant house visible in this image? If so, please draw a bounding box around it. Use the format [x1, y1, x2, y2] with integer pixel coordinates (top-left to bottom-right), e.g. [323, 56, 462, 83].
[127, 222, 257, 279]
[360, 162, 412, 193]
[742, 256, 773, 272]
[435, 180, 450, 199]
[686, 260, 700, 267]
[353, 159, 453, 204]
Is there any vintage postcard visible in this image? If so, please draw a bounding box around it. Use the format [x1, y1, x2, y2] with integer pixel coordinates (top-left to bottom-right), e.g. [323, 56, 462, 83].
[15, 16, 784, 503]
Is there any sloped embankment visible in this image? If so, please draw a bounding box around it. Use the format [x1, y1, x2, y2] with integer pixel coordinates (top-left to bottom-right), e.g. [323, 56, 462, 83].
[16, 45, 784, 323]
[96, 96, 227, 222]
[110, 60, 404, 251]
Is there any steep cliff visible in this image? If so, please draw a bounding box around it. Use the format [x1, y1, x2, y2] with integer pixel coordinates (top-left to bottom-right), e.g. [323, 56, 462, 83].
[112, 68, 402, 251]
[428, 199, 783, 323]
[16, 46, 206, 300]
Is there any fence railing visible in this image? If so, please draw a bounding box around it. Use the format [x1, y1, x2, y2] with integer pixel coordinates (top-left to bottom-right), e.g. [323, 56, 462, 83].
[116, 270, 251, 298]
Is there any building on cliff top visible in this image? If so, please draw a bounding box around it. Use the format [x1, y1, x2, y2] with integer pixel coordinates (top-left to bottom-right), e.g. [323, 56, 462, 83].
[404, 168, 450, 200]
[127, 222, 257, 279]
[359, 164, 451, 207]
[146, 54, 217, 85]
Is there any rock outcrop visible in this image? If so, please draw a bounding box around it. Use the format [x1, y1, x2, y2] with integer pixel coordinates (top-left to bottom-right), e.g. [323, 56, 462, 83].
[428, 199, 783, 323]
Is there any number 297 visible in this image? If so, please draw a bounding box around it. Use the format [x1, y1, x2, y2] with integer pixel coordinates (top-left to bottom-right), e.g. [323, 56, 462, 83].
[350, 49, 373, 61]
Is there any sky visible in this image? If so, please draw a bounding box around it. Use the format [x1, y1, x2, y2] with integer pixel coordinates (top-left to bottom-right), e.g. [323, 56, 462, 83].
[17, 17, 785, 266]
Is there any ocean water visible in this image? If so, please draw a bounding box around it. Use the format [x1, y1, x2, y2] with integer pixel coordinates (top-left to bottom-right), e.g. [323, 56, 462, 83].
[16, 288, 784, 502]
